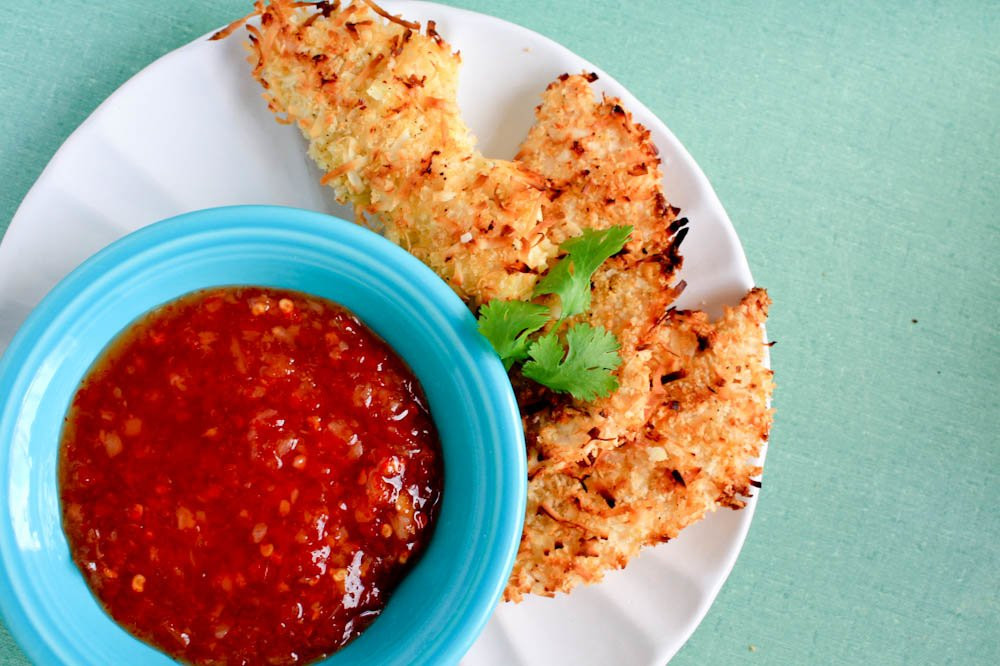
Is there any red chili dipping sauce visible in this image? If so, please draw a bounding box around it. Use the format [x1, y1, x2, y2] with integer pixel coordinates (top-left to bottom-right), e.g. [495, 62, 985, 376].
[59, 287, 443, 665]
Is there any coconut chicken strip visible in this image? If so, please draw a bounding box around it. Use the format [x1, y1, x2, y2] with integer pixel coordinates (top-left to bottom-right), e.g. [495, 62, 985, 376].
[514, 74, 688, 474]
[245, 4, 688, 475]
[243, 0, 557, 303]
[506, 289, 773, 600]
[506, 76, 774, 598]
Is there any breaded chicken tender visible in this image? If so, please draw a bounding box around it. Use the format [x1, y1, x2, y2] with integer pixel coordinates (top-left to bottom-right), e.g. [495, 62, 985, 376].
[514, 74, 688, 474]
[242, 0, 557, 303]
[506, 77, 773, 598]
[506, 289, 773, 600]
[243, 2, 691, 476]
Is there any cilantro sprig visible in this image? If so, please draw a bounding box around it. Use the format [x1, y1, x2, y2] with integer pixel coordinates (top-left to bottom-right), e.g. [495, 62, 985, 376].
[476, 225, 632, 401]
[522, 324, 622, 402]
[534, 225, 633, 319]
[476, 300, 550, 371]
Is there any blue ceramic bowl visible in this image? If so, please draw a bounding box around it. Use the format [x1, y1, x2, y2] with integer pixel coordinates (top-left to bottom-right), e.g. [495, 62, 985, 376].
[0, 205, 526, 665]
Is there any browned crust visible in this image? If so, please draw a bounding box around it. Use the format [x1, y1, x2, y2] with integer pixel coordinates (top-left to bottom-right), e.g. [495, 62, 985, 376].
[514, 74, 689, 475]
[245, 0, 558, 304]
[506, 289, 773, 600]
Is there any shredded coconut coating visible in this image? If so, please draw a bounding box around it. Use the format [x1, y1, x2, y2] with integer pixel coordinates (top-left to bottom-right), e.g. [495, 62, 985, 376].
[248, 0, 556, 303]
[507, 75, 772, 599]
[513, 74, 688, 475]
[506, 289, 773, 600]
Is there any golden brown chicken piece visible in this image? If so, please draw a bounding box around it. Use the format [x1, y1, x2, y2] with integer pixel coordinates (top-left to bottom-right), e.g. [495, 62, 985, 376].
[243, 3, 691, 476]
[505, 75, 773, 598]
[506, 289, 773, 600]
[243, 0, 557, 303]
[514, 74, 689, 475]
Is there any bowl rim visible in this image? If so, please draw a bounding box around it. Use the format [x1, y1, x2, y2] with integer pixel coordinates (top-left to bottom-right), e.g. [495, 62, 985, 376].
[0, 204, 527, 665]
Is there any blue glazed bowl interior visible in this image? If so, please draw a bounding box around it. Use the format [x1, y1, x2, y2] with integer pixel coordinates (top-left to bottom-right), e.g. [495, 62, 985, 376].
[0, 206, 526, 665]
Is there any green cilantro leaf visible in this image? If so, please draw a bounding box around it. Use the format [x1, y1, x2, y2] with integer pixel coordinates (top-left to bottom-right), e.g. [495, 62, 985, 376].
[533, 225, 632, 319]
[476, 300, 551, 371]
[475, 227, 630, 402]
[521, 323, 622, 401]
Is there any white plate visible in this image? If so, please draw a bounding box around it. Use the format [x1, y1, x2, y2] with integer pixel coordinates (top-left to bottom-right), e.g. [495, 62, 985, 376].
[0, 2, 762, 664]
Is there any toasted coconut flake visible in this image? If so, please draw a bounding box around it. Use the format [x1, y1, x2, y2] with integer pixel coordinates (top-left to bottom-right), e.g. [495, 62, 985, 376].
[360, 0, 419, 29]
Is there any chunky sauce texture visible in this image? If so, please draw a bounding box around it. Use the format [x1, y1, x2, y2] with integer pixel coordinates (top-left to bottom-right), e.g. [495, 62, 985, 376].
[60, 287, 442, 665]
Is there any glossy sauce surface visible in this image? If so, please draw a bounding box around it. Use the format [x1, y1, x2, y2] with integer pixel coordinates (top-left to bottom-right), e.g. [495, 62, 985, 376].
[60, 287, 442, 665]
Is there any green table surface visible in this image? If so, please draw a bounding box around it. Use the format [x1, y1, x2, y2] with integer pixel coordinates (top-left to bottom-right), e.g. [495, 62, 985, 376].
[1, 1, 997, 664]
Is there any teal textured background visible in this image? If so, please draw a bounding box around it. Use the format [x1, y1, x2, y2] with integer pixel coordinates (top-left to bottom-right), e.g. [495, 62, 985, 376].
[0, 1, 997, 664]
